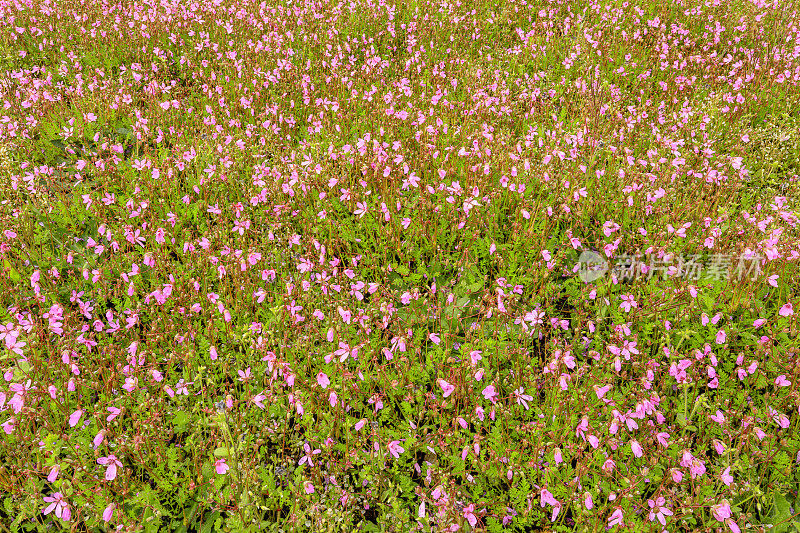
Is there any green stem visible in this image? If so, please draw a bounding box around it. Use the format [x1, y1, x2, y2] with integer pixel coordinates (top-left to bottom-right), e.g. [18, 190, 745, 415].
[220, 415, 247, 527]
[683, 383, 688, 423]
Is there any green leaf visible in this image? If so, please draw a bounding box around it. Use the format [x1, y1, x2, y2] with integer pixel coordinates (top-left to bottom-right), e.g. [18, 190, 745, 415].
[213, 447, 229, 458]
[201, 511, 221, 533]
[773, 492, 791, 523]
[172, 411, 189, 432]
[201, 461, 214, 480]
[3, 259, 20, 283]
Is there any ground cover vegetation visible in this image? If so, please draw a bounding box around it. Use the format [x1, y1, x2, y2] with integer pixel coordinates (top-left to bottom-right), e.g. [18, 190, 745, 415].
[0, 0, 800, 530]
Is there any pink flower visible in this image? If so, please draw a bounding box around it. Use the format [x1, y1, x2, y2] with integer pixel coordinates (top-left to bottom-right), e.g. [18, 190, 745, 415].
[594, 384, 612, 400]
[713, 440, 726, 454]
[47, 465, 60, 482]
[214, 459, 229, 475]
[608, 508, 624, 528]
[428, 333, 440, 345]
[774, 411, 790, 429]
[775, 375, 791, 387]
[68, 409, 83, 428]
[630, 440, 643, 458]
[715, 329, 726, 344]
[539, 489, 561, 521]
[97, 455, 122, 481]
[540, 488, 557, 507]
[720, 467, 734, 486]
[512, 387, 533, 410]
[710, 410, 726, 424]
[689, 458, 706, 478]
[463, 503, 478, 527]
[469, 350, 482, 365]
[726, 519, 741, 533]
[93, 430, 106, 448]
[656, 432, 670, 447]
[779, 303, 794, 317]
[482, 385, 498, 403]
[584, 492, 594, 510]
[102, 503, 115, 522]
[43, 493, 70, 521]
[619, 294, 637, 313]
[303, 480, 315, 494]
[437, 378, 455, 398]
[317, 372, 330, 389]
[387, 440, 405, 459]
[355, 419, 367, 431]
[647, 497, 673, 526]
[298, 443, 321, 467]
[680, 450, 706, 478]
[712, 500, 732, 522]
[554, 448, 563, 464]
[252, 393, 266, 409]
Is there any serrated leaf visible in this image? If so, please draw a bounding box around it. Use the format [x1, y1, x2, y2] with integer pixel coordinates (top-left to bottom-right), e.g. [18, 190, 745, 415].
[774, 493, 791, 521]
[201, 511, 221, 533]
[201, 461, 214, 480]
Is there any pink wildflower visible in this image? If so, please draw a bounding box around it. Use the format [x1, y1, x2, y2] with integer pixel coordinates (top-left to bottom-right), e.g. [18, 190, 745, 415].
[97, 455, 122, 481]
[482, 385, 498, 403]
[647, 497, 673, 526]
[68, 409, 83, 428]
[102, 503, 115, 522]
[608, 508, 624, 528]
[463, 503, 478, 527]
[43, 493, 70, 521]
[214, 459, 229, 475]
[387, 440, 405, 459]
[437, 378, 455, 398]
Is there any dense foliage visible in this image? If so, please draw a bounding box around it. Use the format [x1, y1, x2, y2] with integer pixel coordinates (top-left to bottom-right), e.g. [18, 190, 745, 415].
[1, 0, 799, 531]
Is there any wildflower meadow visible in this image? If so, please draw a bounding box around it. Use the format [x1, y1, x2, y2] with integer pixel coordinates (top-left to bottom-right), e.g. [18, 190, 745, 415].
[1, 0, 799, 531]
